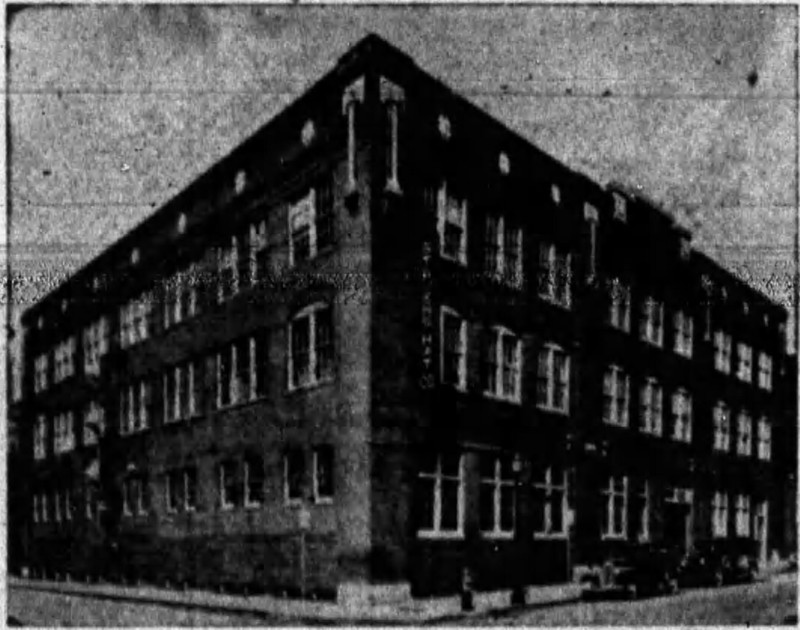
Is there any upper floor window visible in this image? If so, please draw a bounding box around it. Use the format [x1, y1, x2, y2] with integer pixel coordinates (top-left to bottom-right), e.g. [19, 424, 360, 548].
[34, 354, 49, 393]
[120, 293, 153, 348]
[54, 337, 76, 383]
[537, 242, 571, 308]
[757, 352, 773, 391]
[250, 220, 269, 283]
[639, 296, 664, 347]
[164, 264, 199, 329]
[166, 467, 197, 513]
[217, 235, 239, 303]
[83, 401, 105, 447]
[440, 307, 467, 391]
[757, 417, 771, 461]
[601, 475, 628, 539]
[612, 191, 627, 222]
[479, 456, 515, 537]
[671, 388, 692, 443]
[712, 491, 729, 538]
[312, 445, 334, 504]
[736, 410, 752, 456]
[736, 343, 753, 383]
[288, 189, 318, 267]
[532, 465, 568, 538]
[481, 326, 521, 402]
[735, 494, 751, 536]
[437, 182, 468, 265]
[53, 411, 75, 454]
[417, 453, 465, 538]
[244, 454, 265, 508]
[639, 377, 663, 436]
[218, 460, 238, 510]
[673, 310, 694, 358]
[607, 279, 631, 332]
[603, 365, 630, 427]
[165, 359, 200, 422]
[119, 379, 151, 435]
[123, 476, 147, 517]
[713, 330, 733, 374]
[536, 343, 570, 414]
[83, 318, 109, 375]
[713, 402, 731, 452]
[484, 216, 523, 288]
[34, 414, 47, 460]
[288, 304, 333, 391]
[283, 448, 304, 506]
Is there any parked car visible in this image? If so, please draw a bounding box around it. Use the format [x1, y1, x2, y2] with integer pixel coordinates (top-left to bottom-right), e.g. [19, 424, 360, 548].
[581, 542, 683, 599]
[678, 538, 759, 587]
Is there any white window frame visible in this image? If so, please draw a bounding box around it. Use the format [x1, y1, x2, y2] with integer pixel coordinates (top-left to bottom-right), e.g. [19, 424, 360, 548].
[735, 494, 751, 537]
[417, 454, 465, 539]
[538, 242, 572, 308]
[712, 491, 729, 538]
[250, 220, 268, 282]
[639, 377, 663, 436]
[436, 181, 468, 265]
[480, 457, 516, 538]
[636, 481, 651, 542]
[737, 410, 753, 456]
[673, 310, 694, 358]
[217, 235, 240, 303]
[713, 330, 732, 374]
[54, 337, 76, 383]
[601, 475, 628, 540]
[713, 402, 731, 452]
[243, 457, 263, 509]
[671, 388, 693, 443]
[439, 306, 467, 391]
[218, 461, 236, 511]
[483, 326, 522, 403]
[54, 411, 75, 454]
[608, 279, 631, 332]
[736, 343, 753, 383]
[757, 417, 771, 461]
[288, 189, 317, 268]
[639, 296, 664, 347]
[283, 450, 304, 507]
[34, 414, 47, 460]
[34, 354, 49, 393]
[533, 466, 568, 539]
[484, 216, 523, 288]
[603, 365, 630, 427]
[288, 303, 334, 391]
[757, 352, 773, 391]
[536, 343, 570, 414]
[120, 380, 149, 435]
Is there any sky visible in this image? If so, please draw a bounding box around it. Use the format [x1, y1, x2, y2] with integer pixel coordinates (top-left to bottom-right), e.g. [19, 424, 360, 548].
[6, 4, 798, 384]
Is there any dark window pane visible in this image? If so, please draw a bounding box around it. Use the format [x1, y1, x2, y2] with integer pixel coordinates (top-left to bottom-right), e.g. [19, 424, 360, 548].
[479, 482, 495, 531]
[314, 446, 334, 500]
[500, 485, 515, 531]
[316, 178, 334, 251]
[550, 490, 564, 533]
[254, 333, 268, 397]
[293, 225, 311, 264]
[286, 450, 304, 500]
[440, 478, 459, 531]
[315, 307, 334, 380]
[292, 317, 311, 386]
[245, 457, 264, 505]
[416, 476, 435, 531]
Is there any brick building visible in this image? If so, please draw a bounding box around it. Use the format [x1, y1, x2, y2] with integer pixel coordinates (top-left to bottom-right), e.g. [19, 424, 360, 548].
[16, 34, 794, 600]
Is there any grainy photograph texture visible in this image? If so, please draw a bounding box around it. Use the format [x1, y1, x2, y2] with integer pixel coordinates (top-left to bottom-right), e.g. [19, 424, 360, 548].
[6, 4, 799, 626]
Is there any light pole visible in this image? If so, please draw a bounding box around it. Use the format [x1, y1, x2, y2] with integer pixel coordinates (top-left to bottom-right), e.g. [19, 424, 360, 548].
[510, 453, 526, 606]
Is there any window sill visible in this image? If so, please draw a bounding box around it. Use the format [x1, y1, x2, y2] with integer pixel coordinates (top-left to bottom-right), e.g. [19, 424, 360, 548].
[640, 338, 664, 349]
[314, 497, 334, 506]
[441, 381, 468, 393]
[417, 530, 465, 541]
[439, 252, 467, 267]
[482, 530, 515, 540]
[536, 404, 569, 416]
[483, 391, 522, 405]
[640, 429, 663, 437]
[608, 324, 631, 334]
[600, 533, 628, 541]
[603, 420, 629, 429]
[215, 394, 269, 413]
[287, 377, 334, 395]
[244, 501, 263, 510]
[538, 294, 571, 310]
[285, 498, 302, 508]
[533, 532, 568, 540]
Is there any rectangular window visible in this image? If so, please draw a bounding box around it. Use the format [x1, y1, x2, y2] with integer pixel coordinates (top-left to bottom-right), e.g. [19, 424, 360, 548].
[166, 471, 182, 513]
[479, 456, 515, 537]
[313, 445, 334, 504]
[440, 307, 467, 390]
[120, 380, 150, 435]
[671, 389, 693, 443]
[234, 337, 251, 403]
[217, 345, 233, 408]
[736, 343, 753, 383]
[244, 455, 264, 508]
[284, 448, 304, 505]
[538, 242, 571, 308]
[120, 294, 152, 348]
[639, 296, 664, 347]
[289, 305, 334, 390]
[164, 265, 199, 329]
[713, 491, 729, 538]
[639, 378, 663, 436]
[83, 401, 105, 447]
[532, 465, 567, 537]
[735, 494, 751, 537]
[737, 410, 752, 456]
[437, 182, 468, 265]
[602, 475, 628, 539]
[417, 453, 465, 538]
[536, 344, 570, 414]
[608, 279, 631, 332]
[713, 330, 733, 374]
[54, 337, 76, 383]
[34, 354, 49, 393]
[316, 177, 335, 252]
[253, 333, 268, 398]
[603, 365, 630, 427]
[218, 461, 237, 510]
[713, 402, 731, 452]
[123, 476, 145, 516]
[217, 236, 239, 302]
[34, 414, 47, 460]
[54, 411, 75, 454]
[484, 216, 523, 287]
[250, 220, 269, 283]
[633, 480, 650, 542]
[757, 417, 771, 461]
[758, 353, 773, 391]
[83, 318, 109, 375]
[289, 189, 317, 267]
[673, 310, 694, 358]
[482, 327, 521, 402]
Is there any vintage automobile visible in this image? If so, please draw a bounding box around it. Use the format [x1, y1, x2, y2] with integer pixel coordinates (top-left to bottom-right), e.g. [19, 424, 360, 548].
[580, 542, 684, 599]
[678, 538, 759, 587]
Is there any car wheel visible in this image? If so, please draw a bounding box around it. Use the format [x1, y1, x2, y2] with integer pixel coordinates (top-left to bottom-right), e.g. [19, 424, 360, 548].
[712, 569, 724, 588]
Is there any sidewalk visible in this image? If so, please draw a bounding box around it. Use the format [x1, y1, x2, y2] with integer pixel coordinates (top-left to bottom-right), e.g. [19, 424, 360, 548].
[8, 576, 583, 624]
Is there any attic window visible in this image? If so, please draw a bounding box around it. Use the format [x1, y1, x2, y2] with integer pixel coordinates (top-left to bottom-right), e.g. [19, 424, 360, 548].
[131, 248, 140, 265]
[235, 170, 247, 195]
[551, 184, 561, 205]
[499, 152, 510, 175]
[679, 237, 691, 261]
[301, 120, 316, 147]
[177, 213, 187, 235]
[612, 192, 627, 222]
[438, 115, 451, 140]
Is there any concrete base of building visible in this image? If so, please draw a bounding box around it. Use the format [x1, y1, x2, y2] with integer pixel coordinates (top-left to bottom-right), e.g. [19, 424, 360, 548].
[337, 581, 412, 608]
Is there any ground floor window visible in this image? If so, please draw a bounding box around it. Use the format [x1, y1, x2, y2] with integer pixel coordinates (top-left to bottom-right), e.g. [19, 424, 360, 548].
[479, 455, 515, 537]
[735, 494, 751, 537]
[417, 452, 464, 538]
[532, 465, 567, 537]
[712, 491, 729, 538]
[601, 475, 627, 539]
[631, 480, 650, 542]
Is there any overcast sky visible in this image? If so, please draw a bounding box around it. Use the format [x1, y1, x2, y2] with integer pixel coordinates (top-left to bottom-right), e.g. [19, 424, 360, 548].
[7, 5, 798, 353]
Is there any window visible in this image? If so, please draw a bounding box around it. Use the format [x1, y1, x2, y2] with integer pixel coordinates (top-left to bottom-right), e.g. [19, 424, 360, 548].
[83, 318, 109, 375]
[484, 216, 523, 287]
[284, 449, 304, 505]
[119, 380, 151, 435]
[41, 493, 49, 523]
[713, 402, 731, 452]
[217, 236, 239, 302]
[603, 365, 630, 427]
[163, 264, 198, 329]
[713, 330, 732, 374]
[120, 294, 152, 348]
[440, 307, 467, 390]
[481, 327, 521, 402]
[217, 344, 233, 408]
[602, 475, 628, 539]
[673, 311, 694, 358]
[417, 453, 464, 538]
[758, 353, 773, 391]
[712, 491, 729, 538]
[243, 455, 264, 508]
[53, 489, 61, 523]
[536, 344, 570, 414]
[639, 377, 663, 436]
[532, 465, 567, 537]
[288, 305, 334, 390]
[639, 297, 664, 347]
[54, 411, 75, 454]
[479, 456, 515, 537]
[537, 242, 571, 308]
[313, 445, 334, 504]
[166, 468, 197, 513]
[250, 220, 269, 283]
[735, 494, 751, 536]
[84, 485, 97, 521]
[123, 476, 146, 516]
[289, 189, 317, 267]
[608, 279, 631, 332]
[671, 389, 692, 443]
[316, 177, 335, 252]
[33, 494, 40, 524]
[218, 461, 237, 510]
[34, 415, 47, 460]
[164, 361, 197, 422]
[54, 337, 76, 382]
[633, 480, 651, 542]
[736, 343, 753, 383]
[612, 191, 627, 222]
[436, 182, 468, 264]
[34, 354, 49, 393]
[757, 417, 771, 461]
[737, 410, 752, 456]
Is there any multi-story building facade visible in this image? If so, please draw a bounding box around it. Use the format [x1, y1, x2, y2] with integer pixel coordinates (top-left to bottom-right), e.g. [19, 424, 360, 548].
[16, 34, 793, 600]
